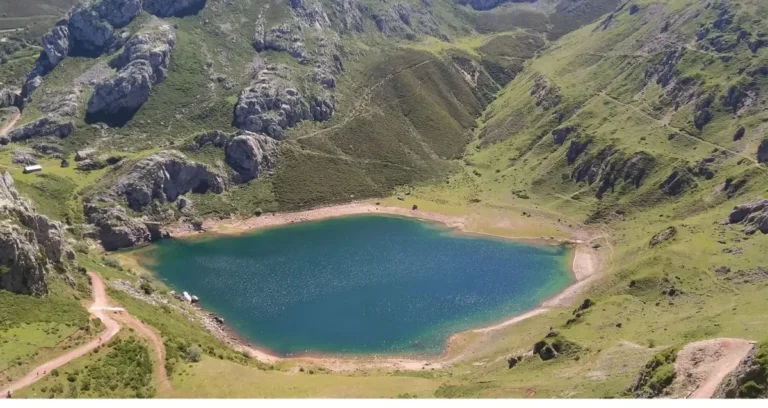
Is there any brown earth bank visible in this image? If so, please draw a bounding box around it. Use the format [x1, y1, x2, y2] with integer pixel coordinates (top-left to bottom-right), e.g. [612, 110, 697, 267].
[145, 201, 608, 372]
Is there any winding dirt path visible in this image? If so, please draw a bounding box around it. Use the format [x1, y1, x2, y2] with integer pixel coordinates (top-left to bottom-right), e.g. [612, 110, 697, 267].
[0, 272, 170, 398]
[0, 109, 20, 138]
[669, 338, 755, 399]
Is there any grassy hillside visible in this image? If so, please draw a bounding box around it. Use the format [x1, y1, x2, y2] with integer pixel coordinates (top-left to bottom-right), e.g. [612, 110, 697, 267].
[3, 0, 768, 399]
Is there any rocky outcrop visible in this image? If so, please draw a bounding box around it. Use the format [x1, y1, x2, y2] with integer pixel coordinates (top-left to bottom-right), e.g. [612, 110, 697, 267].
[86, 24, 176, 126]
[660, 168, 694, 196]
[650, 226, 677, 247]
[723, 178, 747, 199]
[552, 126, 578, 145]
[110, 25, 176, 82]
[12, 151, 38, 166]
[225, 132, 279, 182]
[530, 75, 561, 111]
[67, 0, 133, 57]
[693, 94, 714, 131]
[84, 203, 152, 251]
[41, 24, 70, 67]
[728, 199, 768, 235]
[143, 0, 207, 17]
[234, 67, 334, 139]
[1, 117, 74, 144]
[98, 0, 142, 27]
[733, 126, 746, 141]
[331, 0, 367, 33]
[570, 146, 654, 199]
[0, 88, 22, 109]
[253, 24, 309, 63]
[0, 172, 74, 295]
[722, 83, 757, 115]
[97, 150, 225, 212]
[758, 139, 768, 163]
[566, 138, 591, 164]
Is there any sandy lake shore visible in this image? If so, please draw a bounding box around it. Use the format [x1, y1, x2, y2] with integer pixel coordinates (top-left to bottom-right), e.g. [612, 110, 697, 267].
[160, 201, 606, 371]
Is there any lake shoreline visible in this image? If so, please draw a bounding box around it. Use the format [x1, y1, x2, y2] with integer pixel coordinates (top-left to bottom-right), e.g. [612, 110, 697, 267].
[152, 201, 606, 371]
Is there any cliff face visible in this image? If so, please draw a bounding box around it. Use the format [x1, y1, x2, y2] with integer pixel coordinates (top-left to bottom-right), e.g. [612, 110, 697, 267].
[0, 172, 75, 296]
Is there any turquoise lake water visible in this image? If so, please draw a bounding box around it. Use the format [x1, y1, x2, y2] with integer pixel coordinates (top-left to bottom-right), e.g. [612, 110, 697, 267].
[143, 215, 572, 356]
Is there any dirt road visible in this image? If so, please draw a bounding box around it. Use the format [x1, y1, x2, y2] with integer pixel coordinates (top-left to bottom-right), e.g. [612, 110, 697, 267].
[0, 109, 20, 138]
[669, 338, 755, 398]
[0, 272, 169, 398]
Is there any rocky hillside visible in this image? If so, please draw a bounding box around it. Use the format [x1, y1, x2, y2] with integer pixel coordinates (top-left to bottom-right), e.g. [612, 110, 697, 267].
[0, 172, 75, 295]
[2, 0, 768, 399]
[0, 0, 619, 251]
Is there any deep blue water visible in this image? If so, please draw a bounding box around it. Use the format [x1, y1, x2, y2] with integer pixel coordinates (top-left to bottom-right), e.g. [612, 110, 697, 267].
[142, 215, 572, 356]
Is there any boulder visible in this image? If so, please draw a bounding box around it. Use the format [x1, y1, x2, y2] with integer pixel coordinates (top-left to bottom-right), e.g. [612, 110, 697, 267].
[507, 356, 520, 369]
[733, 126, 745, 141]
[224, 132, 278, 182]
[99, 150, 225, 212]
[41, 24, 70, 67]
[76, 159, 108, 171]
[650, 226, 677, 247]
[728, 199, 768, 235]
[539, 345, 557, 361]
[142, 0, 208, 17]
[0, 172, 74, 295]
[75, 148, 96, 162]
[4, 117, 74, 143]
[758, 139, 768, 163]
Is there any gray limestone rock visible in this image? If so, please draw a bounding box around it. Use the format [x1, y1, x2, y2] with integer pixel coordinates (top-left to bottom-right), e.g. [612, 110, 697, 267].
[0, 172, 74, 295]
[3, 117, 74, 144]
[41, 24, 70, 67]
[100, 150, 226, 212]
[84, 203, 152, 251]
[225, 132, 278, 182]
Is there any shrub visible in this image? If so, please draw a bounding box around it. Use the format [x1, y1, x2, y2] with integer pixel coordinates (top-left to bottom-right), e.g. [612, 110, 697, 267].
[184, 345, 202, 363]
[103, 257, 122, 270]
[139, 281, 154, 296]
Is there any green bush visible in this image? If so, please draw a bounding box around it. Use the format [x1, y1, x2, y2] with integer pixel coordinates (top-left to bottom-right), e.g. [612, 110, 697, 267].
[185, 345, 202, 363]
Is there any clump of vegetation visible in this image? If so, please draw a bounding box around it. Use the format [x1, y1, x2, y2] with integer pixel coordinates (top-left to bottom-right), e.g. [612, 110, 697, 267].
[626, 347, 680, 398]
[43, 337, 155, 398]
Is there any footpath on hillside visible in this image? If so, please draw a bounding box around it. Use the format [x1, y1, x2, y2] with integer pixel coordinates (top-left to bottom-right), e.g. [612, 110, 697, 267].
[0, 272, 169, 398]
